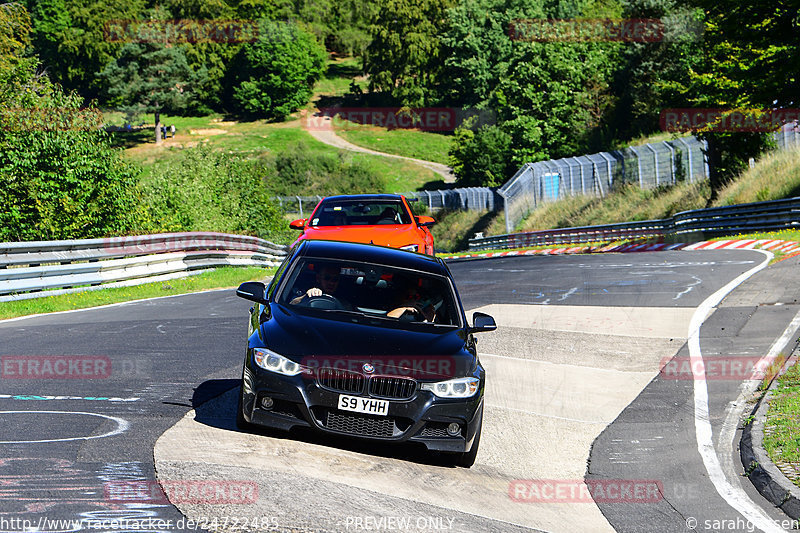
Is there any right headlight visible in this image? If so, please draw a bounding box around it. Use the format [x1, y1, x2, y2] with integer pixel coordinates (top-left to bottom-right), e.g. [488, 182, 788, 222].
[421, 377, 480, 398]
[253, 347, 304, 376]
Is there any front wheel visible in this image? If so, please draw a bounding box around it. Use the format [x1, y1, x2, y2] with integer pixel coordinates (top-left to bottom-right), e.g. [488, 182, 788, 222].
[454, 412, 482, 468]
[236, 382, 254, 431]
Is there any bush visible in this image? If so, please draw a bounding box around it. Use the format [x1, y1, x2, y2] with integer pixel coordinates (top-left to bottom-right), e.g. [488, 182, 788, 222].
[449, 124, 513, 187]
[266, 142, 387, 195]
[0, 87, 145, 241]
[141, 145, 291, 243]
[227, 20, 327, 120]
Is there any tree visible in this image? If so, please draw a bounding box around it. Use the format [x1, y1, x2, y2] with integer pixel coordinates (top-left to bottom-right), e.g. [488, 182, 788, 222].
[363, 0, 454, 106]
[449, 123, 513, 186]
[98, 40, 207, 143]
[666, 0, 796, 201]
[227, 20, 326, 120]
[28, 0, 146, 99]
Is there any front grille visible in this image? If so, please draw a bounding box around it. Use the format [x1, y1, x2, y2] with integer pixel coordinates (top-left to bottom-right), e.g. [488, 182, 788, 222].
[317, 367, 365, 394]
[369, 376, 417, 400]
[419, 422, 451, 438]
[323, 410, 395, 437]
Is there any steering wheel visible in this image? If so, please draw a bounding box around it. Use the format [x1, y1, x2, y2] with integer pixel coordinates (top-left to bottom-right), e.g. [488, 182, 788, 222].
[395, 304, 427, 321]
[307, 293, 343, 310]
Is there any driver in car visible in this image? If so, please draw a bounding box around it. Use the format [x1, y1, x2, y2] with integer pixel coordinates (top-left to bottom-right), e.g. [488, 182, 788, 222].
[289, 265, 353, 309]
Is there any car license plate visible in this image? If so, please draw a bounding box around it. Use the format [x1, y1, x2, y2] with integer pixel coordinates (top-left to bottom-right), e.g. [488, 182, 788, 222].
[338, 394, 389, 416]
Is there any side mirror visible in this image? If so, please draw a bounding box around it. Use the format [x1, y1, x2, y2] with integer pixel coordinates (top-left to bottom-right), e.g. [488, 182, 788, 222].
[289, 219, 306, 230]
[236, 281, 268, 304]
[469, 312, 497, 333]
[416, 216, 436, 227]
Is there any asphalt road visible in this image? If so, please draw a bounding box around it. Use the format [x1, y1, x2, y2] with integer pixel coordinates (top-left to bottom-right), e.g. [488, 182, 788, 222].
[0, 250, 795, 533]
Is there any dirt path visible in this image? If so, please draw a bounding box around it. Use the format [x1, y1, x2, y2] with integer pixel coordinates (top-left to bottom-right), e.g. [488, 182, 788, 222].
[302, 112, 456, 183]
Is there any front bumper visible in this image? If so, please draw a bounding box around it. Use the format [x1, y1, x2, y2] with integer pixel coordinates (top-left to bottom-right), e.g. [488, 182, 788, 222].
[240, 363, 483, 453]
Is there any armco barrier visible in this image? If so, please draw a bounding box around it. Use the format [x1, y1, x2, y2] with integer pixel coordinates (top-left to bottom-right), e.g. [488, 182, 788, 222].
[469, 196, 800, 251]
[0, 232, 288, 302]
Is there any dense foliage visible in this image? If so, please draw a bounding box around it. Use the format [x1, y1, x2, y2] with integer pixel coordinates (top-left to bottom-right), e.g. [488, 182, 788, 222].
[226, 20, 327, 120]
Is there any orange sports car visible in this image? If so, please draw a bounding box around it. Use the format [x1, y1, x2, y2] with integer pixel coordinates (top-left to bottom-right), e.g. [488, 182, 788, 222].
[289, 194, 436, 255]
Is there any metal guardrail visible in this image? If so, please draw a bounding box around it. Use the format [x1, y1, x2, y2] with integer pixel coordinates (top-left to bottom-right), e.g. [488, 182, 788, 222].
[0, 232, 288, 301]
[274, 188, 497, 216]
[469, 197, 800, 251]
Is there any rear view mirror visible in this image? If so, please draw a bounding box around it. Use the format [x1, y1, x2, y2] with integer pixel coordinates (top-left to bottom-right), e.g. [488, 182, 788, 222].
[236, 282, 268, 304]
[289, 219, 306, 230]
[470, 312, 497, 333]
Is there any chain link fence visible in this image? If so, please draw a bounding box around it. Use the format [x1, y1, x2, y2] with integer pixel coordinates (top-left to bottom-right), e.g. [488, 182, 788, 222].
[497, 136, 710, 234]
[274, 188, 498, 216]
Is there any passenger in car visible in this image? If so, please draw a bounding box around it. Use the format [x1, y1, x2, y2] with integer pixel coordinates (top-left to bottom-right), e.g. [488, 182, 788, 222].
[386, 276, 436, 322]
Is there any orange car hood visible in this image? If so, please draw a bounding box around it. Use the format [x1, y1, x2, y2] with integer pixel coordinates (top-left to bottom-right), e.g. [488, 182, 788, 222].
[297, 225, 423, 248]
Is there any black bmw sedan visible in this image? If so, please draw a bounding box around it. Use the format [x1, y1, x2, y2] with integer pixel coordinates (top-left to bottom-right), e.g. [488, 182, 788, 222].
[235, 240, 496, 467]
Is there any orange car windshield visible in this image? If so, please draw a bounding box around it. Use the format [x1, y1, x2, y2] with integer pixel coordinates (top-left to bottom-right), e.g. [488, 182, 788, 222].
[309, 201, 412, 227]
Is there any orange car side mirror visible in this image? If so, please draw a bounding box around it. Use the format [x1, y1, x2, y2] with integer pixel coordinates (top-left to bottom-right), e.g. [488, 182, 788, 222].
[289, 219, 306, 230]
[416, 216, 436, 227]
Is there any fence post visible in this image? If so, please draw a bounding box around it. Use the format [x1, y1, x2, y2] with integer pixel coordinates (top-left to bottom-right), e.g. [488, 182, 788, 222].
[598, 152, 614, 191]
[629, 146, 643, 188]
[645, 143, 659, 187]
[676, 137, 694, 183]
[663, 141, 676, 184]
[296, 196, 303, 218]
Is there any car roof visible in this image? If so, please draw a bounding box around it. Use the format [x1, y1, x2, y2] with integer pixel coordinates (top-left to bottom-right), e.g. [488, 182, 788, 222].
[296, 240, 447, 276]
[320, 194, 406, 202]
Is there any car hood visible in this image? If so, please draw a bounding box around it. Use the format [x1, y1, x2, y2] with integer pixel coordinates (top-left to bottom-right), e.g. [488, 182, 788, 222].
[256, 304, 473, 380]
[297, 225, 422, 248]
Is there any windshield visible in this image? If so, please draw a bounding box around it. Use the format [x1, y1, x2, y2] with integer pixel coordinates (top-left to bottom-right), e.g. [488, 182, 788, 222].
[277, 258, 461, 327]
[308, 200, 412, 227]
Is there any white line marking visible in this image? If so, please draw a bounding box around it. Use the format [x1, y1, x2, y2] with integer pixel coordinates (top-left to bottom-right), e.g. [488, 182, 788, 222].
[0, 288, 232, 324]
[717, 309, 800, 522]
[674, 275, 702, 300]
[0, 411, 129, 444]
[689, 249, 787, 532]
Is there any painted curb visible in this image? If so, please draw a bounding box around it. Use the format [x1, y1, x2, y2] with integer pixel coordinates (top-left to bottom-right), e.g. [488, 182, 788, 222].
[443, 239, 800, 262]
[741, 347, 800, 520]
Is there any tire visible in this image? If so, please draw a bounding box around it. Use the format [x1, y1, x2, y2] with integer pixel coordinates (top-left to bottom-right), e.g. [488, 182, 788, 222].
[236, 383, 255, 431]
[455, 413, 482, 468]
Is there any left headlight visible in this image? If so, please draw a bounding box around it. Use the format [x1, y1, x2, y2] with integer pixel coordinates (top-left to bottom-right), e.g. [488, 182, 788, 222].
[253, 347, 304, 376]
[399, 244, 419, 252]
[421, 377, 480, 398]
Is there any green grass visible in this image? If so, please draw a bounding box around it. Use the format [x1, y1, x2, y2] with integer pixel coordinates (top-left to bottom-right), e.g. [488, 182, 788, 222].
[763, 360, 800, 479]
[314, 56, 367, 97]
[334, 121, 454, 165]
[114, 115, 439, 191]
[515, 181, 711, 233]
[0, 266, 275, 320]
[713, 148, 800, 206]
